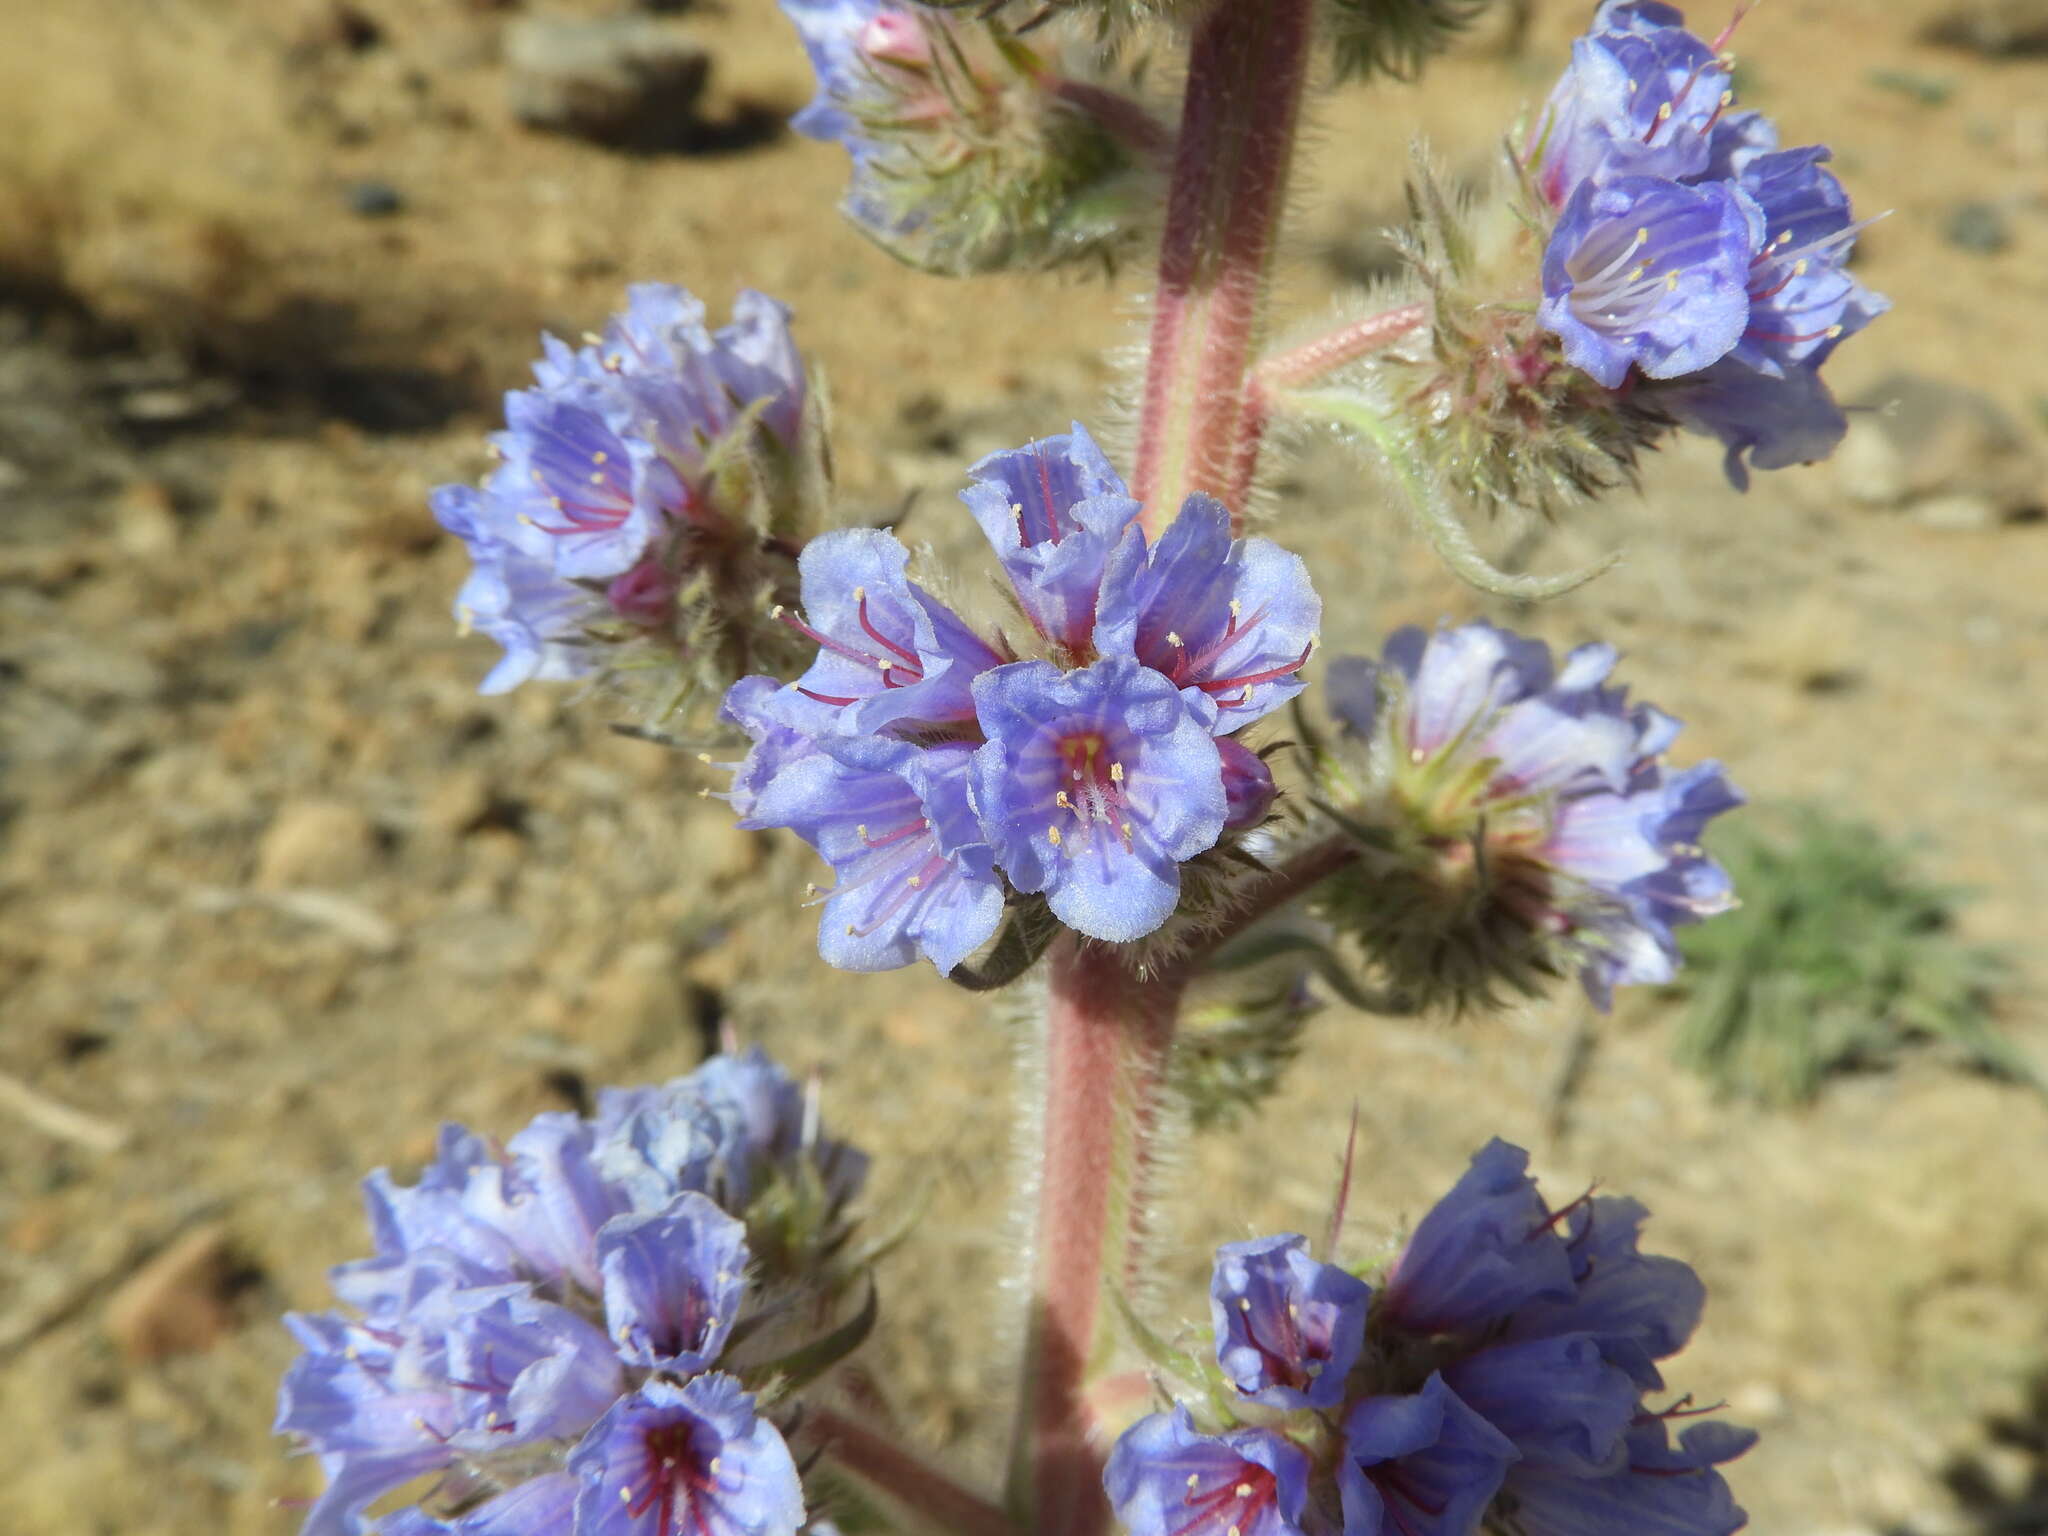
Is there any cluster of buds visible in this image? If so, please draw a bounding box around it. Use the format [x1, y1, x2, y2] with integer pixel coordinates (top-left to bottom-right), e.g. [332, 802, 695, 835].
[274, 1052, 869, 1536]
[778, 0, 1170, 275]
[431, 286, 823, 716]
[1106, 1140, 1752, 1536]
[718, 426, 1320, 973]
[1307, 0, 1884, 519]
[1308, 621, 1740, 1013]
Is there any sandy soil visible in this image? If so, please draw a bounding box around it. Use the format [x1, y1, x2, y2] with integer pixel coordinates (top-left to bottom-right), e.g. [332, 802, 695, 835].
[2, 1, 2046, 1533]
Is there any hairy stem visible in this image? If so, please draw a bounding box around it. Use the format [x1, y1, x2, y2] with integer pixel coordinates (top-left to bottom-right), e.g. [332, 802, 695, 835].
[1281, 386, 1621, 599]
[804, 1408, 1019, 1536]
[1256, 302, 1431, 391]
[1132, 0, 1318, 536]
[1007, 935, 1186, 1536]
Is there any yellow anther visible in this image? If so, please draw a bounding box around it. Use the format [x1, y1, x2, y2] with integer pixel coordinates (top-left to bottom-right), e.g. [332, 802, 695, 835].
[1793, 259, 1809, 276]
[588, 472, 605, 486]
[1239, 1297, 1252, 1311]
[1665, 271, 1680, 291]
[1109, 762, 1125, 783]
[1628, 265, 1648, 282]
[1236, 1484, 1253, 1498]
[620, 1488, 634, 1504]
[582, 330, 604, 346]
[709, 1457, 724, 1476]
[853, 585, 866, 601]
[1047, 825, 1063, 846]
[1167, 631, 1184, 647]
[1826, 324, 1843, 338]
[1188, 1474, 1201, 1491]
[592, 450, 608, 464]
[907, 875, 923, 890]
[1056, 791, 1074, 809]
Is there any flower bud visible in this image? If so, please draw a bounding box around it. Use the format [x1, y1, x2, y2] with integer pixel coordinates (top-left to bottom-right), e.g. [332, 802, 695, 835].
[777, 1, 1168, 275]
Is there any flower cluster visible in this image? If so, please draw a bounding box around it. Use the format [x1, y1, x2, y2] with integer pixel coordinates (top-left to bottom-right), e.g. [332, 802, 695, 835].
[719, 425, 1319, 970]
[275, 1051, 868, 1536]
[1313, 620, 1740, 1011]
[1528, 0, 1887, 485]
[777, 0, 1165, 275]
[433, 285, 816, 705]
[1106, 1140, 1754, 1536]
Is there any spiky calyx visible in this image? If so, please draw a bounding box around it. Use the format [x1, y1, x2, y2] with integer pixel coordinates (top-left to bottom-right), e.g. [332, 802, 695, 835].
[1323, 0, 1500, 82]
[1379, 156, 1676, 521]
[793, 5, 1169, 276]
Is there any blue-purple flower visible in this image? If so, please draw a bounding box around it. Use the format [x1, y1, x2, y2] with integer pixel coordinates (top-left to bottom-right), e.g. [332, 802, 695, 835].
[1102, 1140, 1752, 1536]
[1104, 1407, 1312, 1536]
[971, 655, 1228, 942]
[1530, 3, 1733, 204]
[1319, 621, 1741, 1009]
[1521, 1, 1885, 484]
[719, 424, 1317, 960]
[1210, 1234, 1372, 1411]
[278, 1053, 859, 1536]
[1538, 176, 1755, 388]
[739, 735, 1005, 974]
[1338, 1375, 1519, 1536]
[770, 527, 1002, 737]
[570, 1375, 805, 1536]
[599, 1195, 750, 1373]
[962, 424, 1142, 655]
[434, 284, 811, 698]
[1096, 491, 1321, 729]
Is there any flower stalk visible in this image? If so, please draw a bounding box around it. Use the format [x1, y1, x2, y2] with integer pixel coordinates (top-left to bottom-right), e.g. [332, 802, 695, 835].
[1132, 0, 1318, 535]
[1008, 934, 1187, 1536]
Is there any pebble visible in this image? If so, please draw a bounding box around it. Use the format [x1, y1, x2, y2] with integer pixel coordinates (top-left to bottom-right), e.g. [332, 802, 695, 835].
[253, 798, 382, 889]
[345, 180, 405, 218]
[114, 480, 180, 557]
[504, 16, 711, 151]
[104, 1224, 243, 1361]
[1838, 373, 2042, 521]
[1924, 0, 2048, 56]
[1944, 200, 2012, 254]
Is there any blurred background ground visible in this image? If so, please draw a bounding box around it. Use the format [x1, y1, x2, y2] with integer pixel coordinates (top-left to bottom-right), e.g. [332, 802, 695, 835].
[1, 0, 2045, 1532]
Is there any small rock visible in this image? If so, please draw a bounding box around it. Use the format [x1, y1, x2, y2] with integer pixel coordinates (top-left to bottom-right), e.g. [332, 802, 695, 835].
[1841, 373, 2044, 519]
[114, 480, 179, 557]
[345, 179, 405, 218]
[504, 16, 711, 150]
[1945, 201, 2012, 254]
[254, 799, 382, 889]
[105, 1224, 244, 1361]
[1913, 491, 2000, 531]
[1925, 0, 2048, 56]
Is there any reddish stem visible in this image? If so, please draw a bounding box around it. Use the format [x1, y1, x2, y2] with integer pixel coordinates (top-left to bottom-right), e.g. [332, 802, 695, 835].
[804, 1408, 1018, 1536]
[1257, 302, 1432, 390]
[1132, 0, 1318, 536]
[1010, 935, 1184, 1536]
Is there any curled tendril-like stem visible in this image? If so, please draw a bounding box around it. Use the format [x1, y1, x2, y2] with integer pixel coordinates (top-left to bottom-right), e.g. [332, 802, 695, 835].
[1281, 387, 1621, 601]
[948, 898, 1062, 991]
